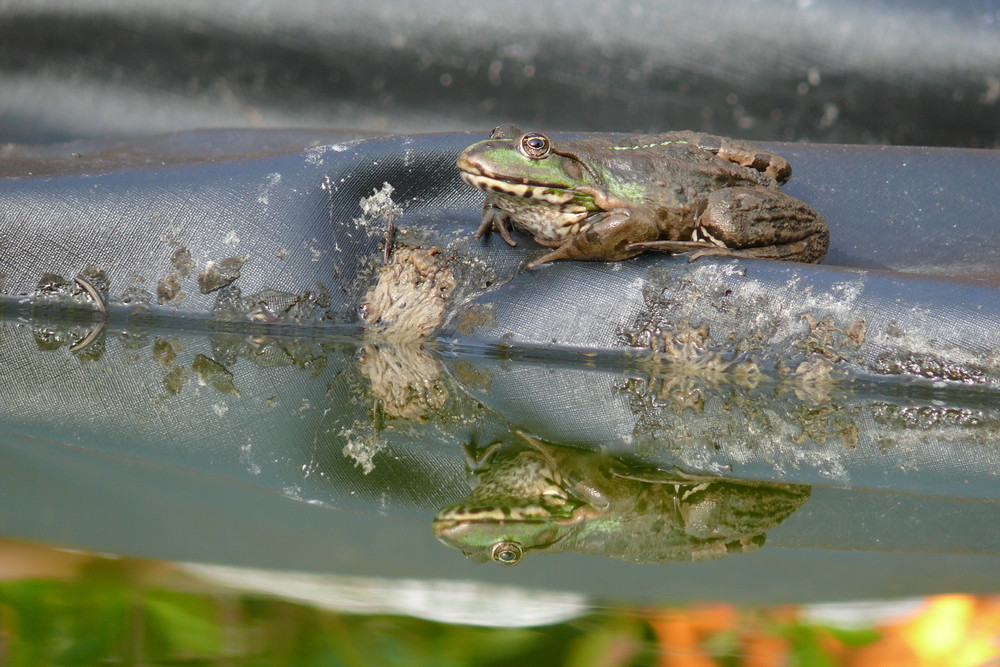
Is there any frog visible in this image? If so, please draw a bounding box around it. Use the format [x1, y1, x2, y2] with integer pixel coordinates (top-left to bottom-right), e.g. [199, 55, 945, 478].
[432, 433, 811, 565]
[456, 125, 829, 269]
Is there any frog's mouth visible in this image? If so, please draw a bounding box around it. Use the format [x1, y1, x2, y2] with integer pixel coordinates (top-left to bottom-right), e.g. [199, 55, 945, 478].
[460, 172, 588, 210]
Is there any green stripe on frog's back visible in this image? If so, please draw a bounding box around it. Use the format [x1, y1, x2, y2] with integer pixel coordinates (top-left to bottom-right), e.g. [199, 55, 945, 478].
[609, 139, 690, 151]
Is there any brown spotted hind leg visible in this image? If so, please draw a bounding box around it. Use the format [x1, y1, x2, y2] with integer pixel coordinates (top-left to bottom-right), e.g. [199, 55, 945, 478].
[630, 187, 829, 264]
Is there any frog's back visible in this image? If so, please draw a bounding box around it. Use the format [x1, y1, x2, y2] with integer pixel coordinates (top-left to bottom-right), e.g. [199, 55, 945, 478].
[581, 132, 776, 193]
[583, 132, 712, 164]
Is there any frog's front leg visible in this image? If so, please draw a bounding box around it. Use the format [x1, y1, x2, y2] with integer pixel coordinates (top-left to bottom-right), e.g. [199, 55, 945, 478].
[473, 123, 525, 248]
[475, 197, 518, 247]
[630, 187, 829, 264]
[517, 431, 610, 510]
[524, 208, 660, 269]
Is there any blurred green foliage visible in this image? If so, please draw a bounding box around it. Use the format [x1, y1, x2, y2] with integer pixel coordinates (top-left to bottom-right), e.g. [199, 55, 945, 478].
[0, 573, 884, 666]
[0, 577, 653, 666]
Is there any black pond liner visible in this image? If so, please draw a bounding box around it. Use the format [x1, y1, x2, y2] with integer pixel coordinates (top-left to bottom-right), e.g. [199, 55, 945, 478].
[1, 130, 999, 604]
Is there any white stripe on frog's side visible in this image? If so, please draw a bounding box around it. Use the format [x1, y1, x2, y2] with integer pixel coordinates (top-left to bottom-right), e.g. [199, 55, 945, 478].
[610, 140, 689, 151]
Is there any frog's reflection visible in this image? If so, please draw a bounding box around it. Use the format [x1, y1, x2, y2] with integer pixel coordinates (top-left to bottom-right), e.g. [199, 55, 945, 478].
[433, 433, 810, 565]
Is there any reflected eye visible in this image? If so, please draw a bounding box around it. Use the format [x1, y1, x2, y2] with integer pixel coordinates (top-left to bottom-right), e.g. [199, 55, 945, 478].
[518, 133, 551, 159]
[491, 541, 524, 565]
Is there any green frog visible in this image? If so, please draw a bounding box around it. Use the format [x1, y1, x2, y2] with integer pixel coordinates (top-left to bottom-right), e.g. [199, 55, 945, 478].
[456, 125, 829, 269]
[432, 434, 811, 565]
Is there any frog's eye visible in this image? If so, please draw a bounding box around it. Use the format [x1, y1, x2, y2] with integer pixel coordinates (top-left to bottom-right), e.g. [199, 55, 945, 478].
[518, 133, 551, 159]
[491, 540, 524, 565]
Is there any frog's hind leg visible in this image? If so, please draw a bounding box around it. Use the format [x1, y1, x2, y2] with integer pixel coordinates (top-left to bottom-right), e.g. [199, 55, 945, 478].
[632, 187, 829, 264]
[682, 132, 792, 184]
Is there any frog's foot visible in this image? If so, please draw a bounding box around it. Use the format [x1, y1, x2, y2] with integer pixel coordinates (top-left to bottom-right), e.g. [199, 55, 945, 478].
[524, 240, 600, 269]
[461, 439, 505, 488]
[475, 199, 518, 247]
[609, 464, 721, 485]
[629, 239, 820, 263]
[462, 439, 504, 471]
[683, 244, 817, 262]
[627, 239, 719, 257]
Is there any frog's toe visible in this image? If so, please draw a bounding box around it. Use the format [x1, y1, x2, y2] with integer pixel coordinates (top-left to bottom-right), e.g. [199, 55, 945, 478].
[474, 214, 494, 240]
[627, 240, 716, 255]
[495, 216, 518, 247]
[524, 249, 562, 269]
[685, 244, 819, 262]
[685, 247, 738, 262]
[476, 208, 518, 247]
[524, 242, 590, 269]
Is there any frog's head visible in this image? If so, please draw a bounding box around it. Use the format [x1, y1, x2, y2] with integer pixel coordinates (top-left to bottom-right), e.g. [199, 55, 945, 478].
[457, 131, 605, 224]
[432, 496, 591, 565]
[432, 452, 594, 565]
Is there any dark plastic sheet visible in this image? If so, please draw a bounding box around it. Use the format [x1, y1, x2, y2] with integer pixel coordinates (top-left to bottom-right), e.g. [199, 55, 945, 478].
[2, 131, 999, 383]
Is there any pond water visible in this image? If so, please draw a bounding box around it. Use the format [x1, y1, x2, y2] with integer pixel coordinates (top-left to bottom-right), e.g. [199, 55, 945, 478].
[3, 309, 999, 592]
[2, 310, 999, 662]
